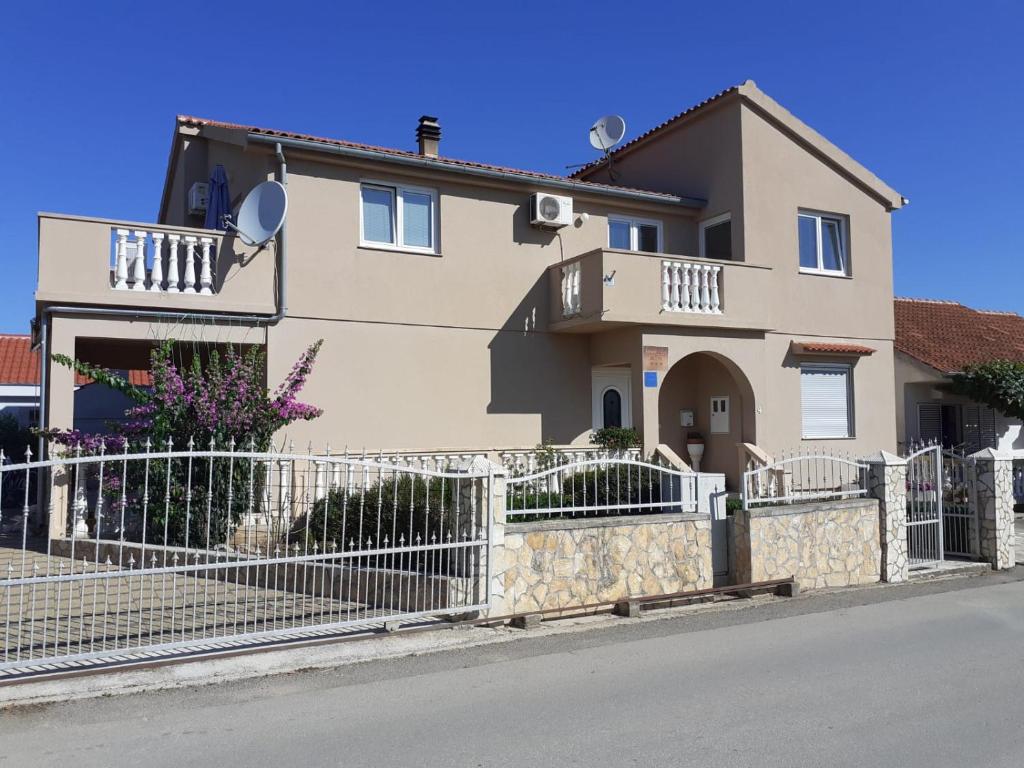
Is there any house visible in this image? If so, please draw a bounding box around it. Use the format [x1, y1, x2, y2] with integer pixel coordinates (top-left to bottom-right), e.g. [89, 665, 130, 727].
[32, 80, 905, 490]
[895, 297, 1024, 456]
[0, 333, 145, 435]
[0, 335, 41, 428]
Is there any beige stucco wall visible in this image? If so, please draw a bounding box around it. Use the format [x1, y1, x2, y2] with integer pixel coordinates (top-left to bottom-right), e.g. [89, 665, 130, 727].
[37, 88, 901, 467]
[498, 513, 712, 614]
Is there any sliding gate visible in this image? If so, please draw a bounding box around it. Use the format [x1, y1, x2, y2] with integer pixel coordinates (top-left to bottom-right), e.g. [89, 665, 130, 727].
[0, 445, 493, 677]
[904, 443, 978, 569]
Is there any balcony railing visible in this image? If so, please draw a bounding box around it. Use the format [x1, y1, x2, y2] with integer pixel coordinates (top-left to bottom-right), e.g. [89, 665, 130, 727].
[547, 248, 771, 332]
[112, 228, 217, 294]
[661, 260, 721, 314]
[561, 261, 581, 316]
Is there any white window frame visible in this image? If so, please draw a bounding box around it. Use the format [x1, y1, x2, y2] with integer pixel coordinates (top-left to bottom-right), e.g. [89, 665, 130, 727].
[798, 210, 848, 276]
[607, 215, 663, 253]
[698, 212, 731, 260]
[359, 180, 439, 254]
[800, 363, 854, 439]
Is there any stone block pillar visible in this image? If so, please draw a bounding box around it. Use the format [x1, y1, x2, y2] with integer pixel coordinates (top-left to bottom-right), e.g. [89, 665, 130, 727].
[970, 449, 1015, 570]
[865, 451, 908, 583]
[459, 457, 507, 618]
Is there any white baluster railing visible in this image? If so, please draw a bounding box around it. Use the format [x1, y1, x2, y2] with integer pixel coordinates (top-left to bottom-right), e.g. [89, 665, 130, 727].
[110, 228, 218, 294]
[661, 261, 722, 313]
[561, 261, 582, 317]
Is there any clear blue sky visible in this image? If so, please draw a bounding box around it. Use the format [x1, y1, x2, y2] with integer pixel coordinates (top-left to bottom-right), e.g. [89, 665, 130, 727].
[2, 1, 1021, 334]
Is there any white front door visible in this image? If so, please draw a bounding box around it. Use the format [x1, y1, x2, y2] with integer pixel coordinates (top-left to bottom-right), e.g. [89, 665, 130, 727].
[710, 396, 730, 434]
[592, 368, 632, 430]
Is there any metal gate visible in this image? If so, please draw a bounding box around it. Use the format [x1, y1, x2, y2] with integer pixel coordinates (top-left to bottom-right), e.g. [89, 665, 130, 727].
[904, 443, 979, 568]
[0, 443, 492, 677]
[905, 443, 944, 568]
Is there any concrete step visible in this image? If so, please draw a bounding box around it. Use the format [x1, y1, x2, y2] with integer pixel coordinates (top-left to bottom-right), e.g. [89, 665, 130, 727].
[908, 560, 992, 581]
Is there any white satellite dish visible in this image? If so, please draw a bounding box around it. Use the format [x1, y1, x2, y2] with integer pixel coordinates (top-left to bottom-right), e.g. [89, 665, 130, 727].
[589, 115, 626, 152]
[225, 180, 288, 247]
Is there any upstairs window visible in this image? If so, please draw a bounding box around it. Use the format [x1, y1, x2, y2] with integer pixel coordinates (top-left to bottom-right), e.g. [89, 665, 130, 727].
[608, 216, 662, 253]
[800, 363, 854, 439]
[360, 182, 438, 253]
[700, 213, 732, 260]
[798, 211, 847, 275]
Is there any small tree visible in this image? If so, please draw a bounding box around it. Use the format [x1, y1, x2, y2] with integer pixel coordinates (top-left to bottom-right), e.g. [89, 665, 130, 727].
[39, 339, 325, 545]
[949, 360, 1024, 421]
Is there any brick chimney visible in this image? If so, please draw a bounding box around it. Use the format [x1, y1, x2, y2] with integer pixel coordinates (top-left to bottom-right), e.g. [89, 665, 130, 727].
[416, 115, 441, 158]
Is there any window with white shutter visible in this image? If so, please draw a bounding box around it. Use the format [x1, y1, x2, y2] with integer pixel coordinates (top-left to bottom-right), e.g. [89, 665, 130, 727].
[800, 364, 853, 438]
[360, 181, 438, 253]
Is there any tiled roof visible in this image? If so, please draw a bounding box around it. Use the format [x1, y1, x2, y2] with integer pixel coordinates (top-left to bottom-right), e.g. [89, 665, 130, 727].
[569, 83, 742, 178]
[177, 116, 684, 202]
[0, 335, 40, 385]
[0, 335, 151, 387]
[895, 298, 1024, 373]
[792, 342, 876, 356]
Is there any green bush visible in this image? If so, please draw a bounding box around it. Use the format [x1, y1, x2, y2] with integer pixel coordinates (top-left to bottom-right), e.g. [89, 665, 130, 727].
[590, 427, 641, 452]
[301, 475, 471, 569]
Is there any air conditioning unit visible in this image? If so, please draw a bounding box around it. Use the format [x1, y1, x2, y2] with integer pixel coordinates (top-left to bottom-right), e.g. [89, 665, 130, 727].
[188, 182, 209, 215]
[530, 192, 573, 229]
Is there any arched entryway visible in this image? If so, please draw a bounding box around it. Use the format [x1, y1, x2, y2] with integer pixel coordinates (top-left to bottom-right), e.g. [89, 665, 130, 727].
[657, 351, 756, 490]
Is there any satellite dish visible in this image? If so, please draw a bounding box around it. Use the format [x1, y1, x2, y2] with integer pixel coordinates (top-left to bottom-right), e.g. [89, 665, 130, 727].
[226, 180, 288, 247]
[589, 115, 626, 152]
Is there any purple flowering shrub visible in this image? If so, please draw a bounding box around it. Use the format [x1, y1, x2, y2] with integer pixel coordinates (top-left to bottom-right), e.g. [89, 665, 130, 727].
[40, 340, 324, 546]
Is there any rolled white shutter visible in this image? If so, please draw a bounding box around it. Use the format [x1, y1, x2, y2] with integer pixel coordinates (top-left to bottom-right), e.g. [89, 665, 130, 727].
[917, 402, 941, 444]
[801, 365, 851, 438]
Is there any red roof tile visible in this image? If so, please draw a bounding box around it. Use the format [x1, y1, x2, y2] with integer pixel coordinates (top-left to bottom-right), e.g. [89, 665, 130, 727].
[792, 342, 876, 356]
[0, 335, 40, 385]
[895, 298, 1024, 373]
[177, 116, 686, 202]
[0, 335, 151, 387]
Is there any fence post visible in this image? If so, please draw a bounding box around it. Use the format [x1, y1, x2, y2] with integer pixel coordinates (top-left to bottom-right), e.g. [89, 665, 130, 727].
[865, 451, 908, 583]
[969, 449, 1016, 570]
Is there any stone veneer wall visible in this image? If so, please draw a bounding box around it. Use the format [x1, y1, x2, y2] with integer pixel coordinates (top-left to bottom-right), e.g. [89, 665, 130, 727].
[733, 498, 881, 590]
[497, 513, 712, 614]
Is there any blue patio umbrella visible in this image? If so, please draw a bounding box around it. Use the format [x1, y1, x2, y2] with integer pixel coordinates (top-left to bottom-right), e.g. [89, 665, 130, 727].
[203, 164, 231, 230]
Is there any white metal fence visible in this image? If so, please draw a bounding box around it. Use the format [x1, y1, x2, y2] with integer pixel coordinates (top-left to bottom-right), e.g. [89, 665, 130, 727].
[741, 450, 868, 510]
[505, 456, 697, 520]
[0, 442, 492, 676]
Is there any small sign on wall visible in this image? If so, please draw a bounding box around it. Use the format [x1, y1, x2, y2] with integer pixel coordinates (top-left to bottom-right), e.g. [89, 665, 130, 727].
[679, 409, 695, 427]
[643, 371, 658, 388]
[642, 346, 668, 371]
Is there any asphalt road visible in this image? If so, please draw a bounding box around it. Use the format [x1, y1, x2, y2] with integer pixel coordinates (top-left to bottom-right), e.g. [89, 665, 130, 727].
[3, 573, 1024, 768]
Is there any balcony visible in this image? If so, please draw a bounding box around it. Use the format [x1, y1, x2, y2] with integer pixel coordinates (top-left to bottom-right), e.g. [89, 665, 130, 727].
[548, 248, 773, 333]
[36, 213, 276, 315]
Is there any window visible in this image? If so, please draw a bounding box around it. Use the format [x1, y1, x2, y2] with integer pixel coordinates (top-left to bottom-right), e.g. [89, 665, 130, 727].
[918, 402, 997, 451]
[798, 211, 847, 275]
[700, 213, 732, 261]
[360, 182, 438, 253]
[608, 216, 662, 253]
[800, 364, 853, 438]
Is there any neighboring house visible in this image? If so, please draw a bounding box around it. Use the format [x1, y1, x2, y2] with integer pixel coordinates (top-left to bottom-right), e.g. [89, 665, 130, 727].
[0, 335, 41, 428]
[895, 297, 1024, 456]
[33, 80, 906, 489]
[0, 334, 145, 435]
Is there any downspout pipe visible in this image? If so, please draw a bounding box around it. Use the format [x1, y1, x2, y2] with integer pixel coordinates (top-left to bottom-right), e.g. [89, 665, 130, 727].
[33, 144, 290, 519]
